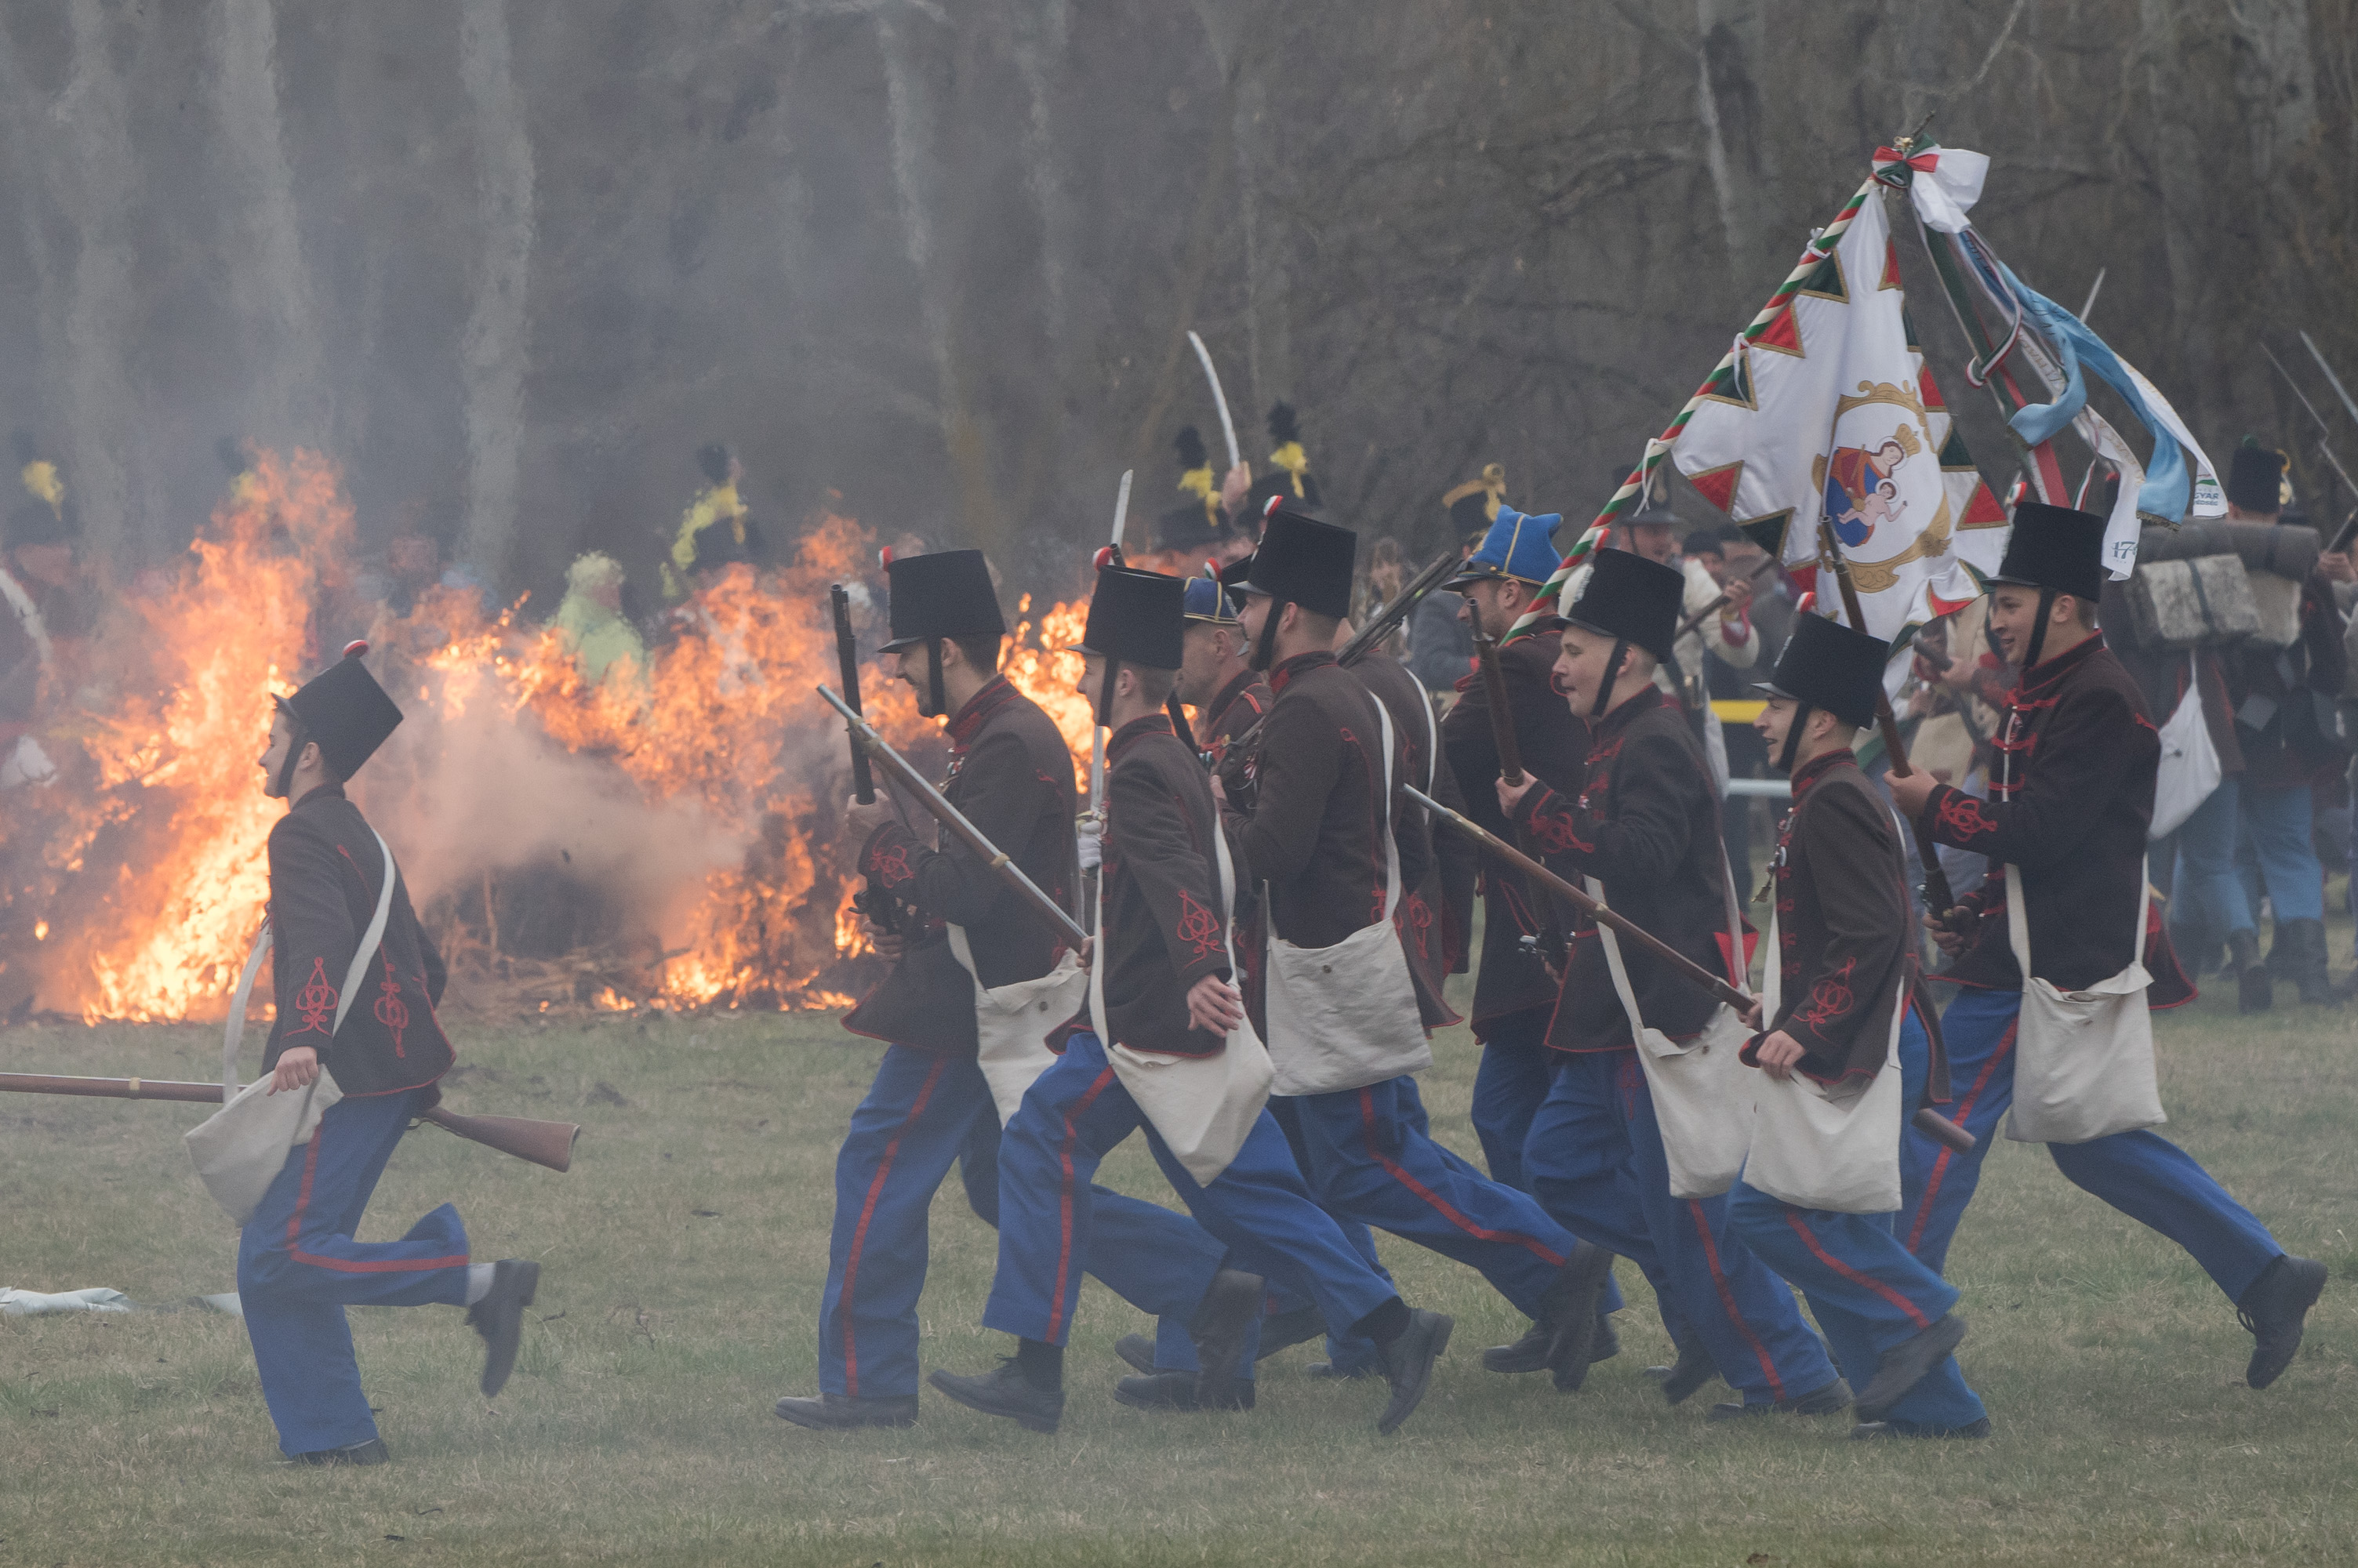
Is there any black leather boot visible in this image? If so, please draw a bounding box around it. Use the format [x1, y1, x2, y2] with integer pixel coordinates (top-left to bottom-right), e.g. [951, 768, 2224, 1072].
[2272, 919, 2336, 1005]
[773, 1392, 919, 1430]
[466, 1259, 540, 1398]
[928, 1359, 1064, 1434]
[2230, 928, 2271, 1014]
[1188, 1268, 1265, 1410]
[2240, 1254, 2328, 1388]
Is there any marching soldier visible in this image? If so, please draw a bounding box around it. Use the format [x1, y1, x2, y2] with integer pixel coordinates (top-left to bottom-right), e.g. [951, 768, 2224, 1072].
[1174, 564, 1394, 1381]
[1499, 550, 1848, 1419]
[1441, 504, 1588, 1191]
[1884, 504, 2327, 1389]
[931, 565, 1451, 1436]
[776, 549, 1241, 1431]
[1341, 626, 1468, 1033]
[238, 643, 540, 1465]
[1727, 615, 1988, 1439]
[1224, 506, 1611, 1389]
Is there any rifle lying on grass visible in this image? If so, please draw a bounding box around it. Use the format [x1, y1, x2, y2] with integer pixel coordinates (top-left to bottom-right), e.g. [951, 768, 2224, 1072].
[817, 684, 1091, 949]
[0, 1073, 580, 1171]
[1408, 786, 1976, 1154]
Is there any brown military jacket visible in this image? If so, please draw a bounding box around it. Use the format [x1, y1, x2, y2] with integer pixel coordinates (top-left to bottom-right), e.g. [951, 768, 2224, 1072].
[1348, 647, 1466, 1029]
[1511, 688, 1739, 1054]
[1736, 749, 1939, 1090]
[262, 784, 456, 1098]
[1223, 651, 1430, 1030]
[1441, 630, 1590, 1032]
[1920, 634, 2189, 1002]
[845, 674, 1081, 1053]
[1099, 713, 1234, 1057]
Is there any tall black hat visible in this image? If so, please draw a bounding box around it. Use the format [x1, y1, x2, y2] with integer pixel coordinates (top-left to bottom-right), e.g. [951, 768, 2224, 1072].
[1756, 614, 1889, 731]
[1988, 502, 2105, 603]
[278, 641, 404, 781]
[1557, 548, 1684, 665]
[1237, 505, 1355, 619]
[1074, 565, 1186, 671]
[2225, 438, 2286, 514]
[881, 549, 1005, 652]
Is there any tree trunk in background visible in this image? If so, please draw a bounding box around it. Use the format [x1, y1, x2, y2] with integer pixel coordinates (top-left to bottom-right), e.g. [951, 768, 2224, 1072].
[210, 0, 327, 455]
[1694, 0, 1774, 283]
[16, 1, 150, 562]
[874, 12, 1005, 557]
[456, 0, 536, 582]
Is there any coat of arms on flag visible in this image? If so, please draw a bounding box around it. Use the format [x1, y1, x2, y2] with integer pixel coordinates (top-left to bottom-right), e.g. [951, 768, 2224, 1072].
[1669, 187, 2009, 649]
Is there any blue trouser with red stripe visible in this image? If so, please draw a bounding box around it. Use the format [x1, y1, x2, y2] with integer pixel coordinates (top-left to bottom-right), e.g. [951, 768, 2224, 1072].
[1470, 1006, 1555, 1192]
[817, 1044, 1226, 1400]
[1728, 1011, 1986, 1432]
[1900, 986, 2282, 1302]
[237, 1087, 471, 1457]
[984, 1032, 1399, 1353]
[1286, 1074, 1578, 1319]
[1524, 1049, 1838, 1406]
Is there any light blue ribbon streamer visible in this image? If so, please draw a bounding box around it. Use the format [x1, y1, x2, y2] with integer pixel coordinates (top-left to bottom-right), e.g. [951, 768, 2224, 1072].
[1987, 257, 2195, 524]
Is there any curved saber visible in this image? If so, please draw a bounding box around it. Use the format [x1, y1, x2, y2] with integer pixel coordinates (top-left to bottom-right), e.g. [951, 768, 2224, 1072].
[1110, 468, 1133, 552]
[1186, 330, 1241, 470]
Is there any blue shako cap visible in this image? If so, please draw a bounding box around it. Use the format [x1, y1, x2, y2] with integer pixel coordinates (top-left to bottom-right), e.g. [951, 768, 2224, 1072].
[1446, 505, 1563, 589]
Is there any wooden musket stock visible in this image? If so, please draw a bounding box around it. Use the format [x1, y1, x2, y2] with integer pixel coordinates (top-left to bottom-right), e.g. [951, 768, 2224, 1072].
[0, 1073, 580, 1171]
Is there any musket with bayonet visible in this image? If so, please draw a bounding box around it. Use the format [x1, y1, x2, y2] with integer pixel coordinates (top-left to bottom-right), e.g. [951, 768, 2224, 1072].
[1472, 629, 1566, 983]
[1335, 544, 1464, 669]
[833, 583, 898, 938]
[1408, 786, 1976, 1155]
[2265, 343, 2358, 553]
[818, 684, 1091, 950]
[1077, 474, 1134, 933]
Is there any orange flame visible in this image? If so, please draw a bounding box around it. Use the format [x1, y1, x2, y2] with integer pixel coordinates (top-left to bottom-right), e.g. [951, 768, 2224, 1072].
[20, 453, 1106, 1022]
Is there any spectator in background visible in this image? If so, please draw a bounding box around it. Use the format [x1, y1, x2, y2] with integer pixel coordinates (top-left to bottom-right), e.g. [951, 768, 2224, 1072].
[662, 442, 758, 603]
[1709, 527, 1794, 878]
[1412, 465, 1507, 693]
[2218, 441, 2347, 1010]
[551, 552, 649, 697]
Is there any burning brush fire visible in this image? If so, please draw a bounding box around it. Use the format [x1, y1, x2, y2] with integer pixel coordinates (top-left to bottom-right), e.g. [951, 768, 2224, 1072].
[0, 449, 1103, 1025]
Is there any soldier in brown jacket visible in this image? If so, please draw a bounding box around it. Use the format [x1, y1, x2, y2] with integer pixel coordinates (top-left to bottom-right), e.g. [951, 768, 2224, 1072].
[1441, 503, 1589, 1192]
[932, 564, 1451, 1437]
[1885, 504, 2325, 1391]
[1725, 613, 1987, 1438]
[776, 550, 1237, 1432]
[237, 644, 539, 1465]
[1501, 548, 1847, 1420]
[1226, 506, 1611, 1391]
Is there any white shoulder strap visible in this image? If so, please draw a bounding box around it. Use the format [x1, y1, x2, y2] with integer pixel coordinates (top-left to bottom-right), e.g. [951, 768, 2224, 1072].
[1373, 699, 1401, 923]
[223, 829, 398, 1092]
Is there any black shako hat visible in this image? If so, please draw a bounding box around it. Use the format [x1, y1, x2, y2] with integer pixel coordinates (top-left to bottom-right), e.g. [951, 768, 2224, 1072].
[881, 548, 1005, 652]
[1756, 613, 1890, 731]
[1987, 501, 2105, 603]
[278, 641, 404, 779]
[2225, 438, 2286, 514]
[1558, 548, 1684, 665]
[1237, 506, 1355, 619]
[1075, 565, 1186, 671]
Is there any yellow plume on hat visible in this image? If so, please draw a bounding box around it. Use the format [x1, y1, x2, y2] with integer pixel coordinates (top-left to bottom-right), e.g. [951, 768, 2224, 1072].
[1441, 463, 1506, 524]
[20, 459, 63, 512]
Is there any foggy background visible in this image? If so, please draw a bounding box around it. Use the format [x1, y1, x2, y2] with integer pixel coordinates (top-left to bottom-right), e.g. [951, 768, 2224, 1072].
[3, 0, 2354, 608]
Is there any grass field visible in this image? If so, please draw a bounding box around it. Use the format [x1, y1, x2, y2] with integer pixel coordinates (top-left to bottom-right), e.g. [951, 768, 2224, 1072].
[3, 953, 2356, 1566]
